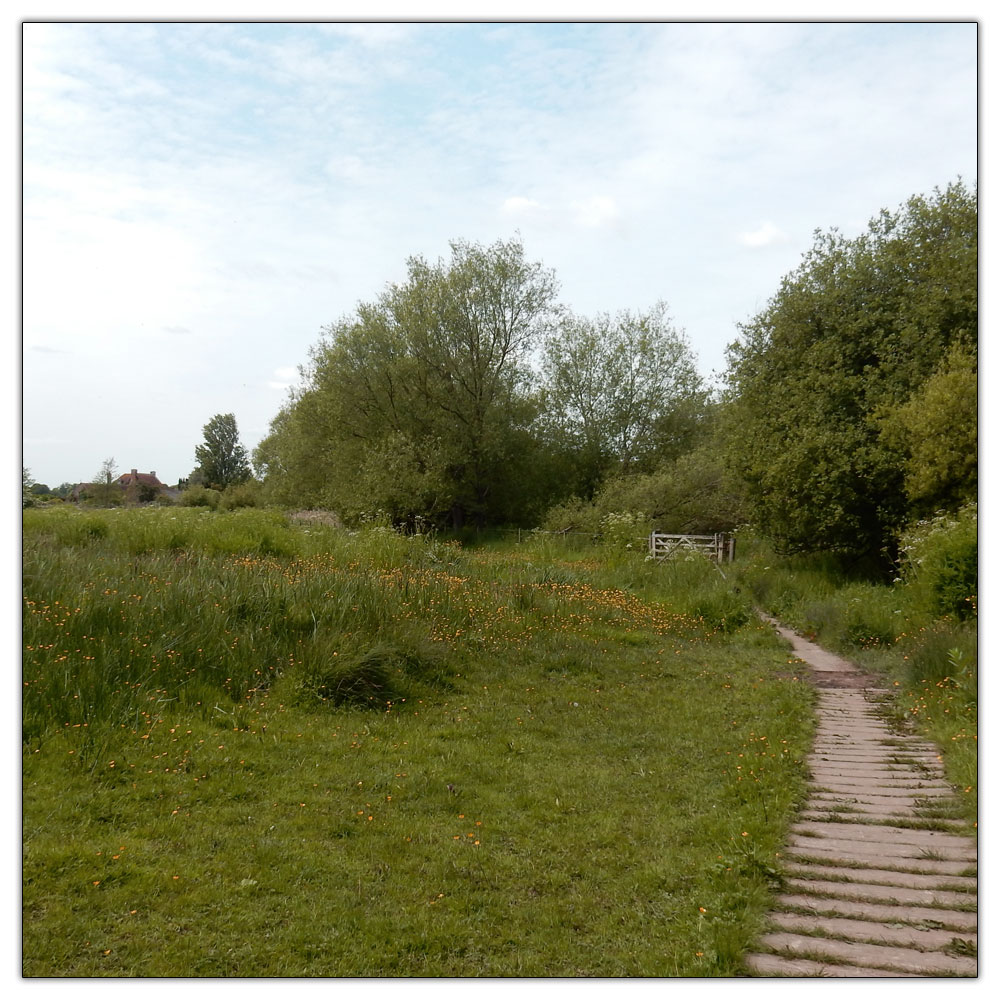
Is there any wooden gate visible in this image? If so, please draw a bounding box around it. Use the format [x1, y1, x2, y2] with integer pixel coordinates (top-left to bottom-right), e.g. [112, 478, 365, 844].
[648, 532, 735, 563]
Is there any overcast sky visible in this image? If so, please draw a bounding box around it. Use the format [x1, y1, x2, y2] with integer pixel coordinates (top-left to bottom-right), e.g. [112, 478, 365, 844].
[21, 18, 978, 489]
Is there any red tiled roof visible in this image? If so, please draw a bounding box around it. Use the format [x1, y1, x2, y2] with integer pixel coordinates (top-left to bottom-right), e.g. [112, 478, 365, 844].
[118, 472, 164, 488]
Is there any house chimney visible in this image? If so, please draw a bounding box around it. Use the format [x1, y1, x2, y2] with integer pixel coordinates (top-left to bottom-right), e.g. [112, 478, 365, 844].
[131, 469, 137, 477]
[150, 471, 156, 478]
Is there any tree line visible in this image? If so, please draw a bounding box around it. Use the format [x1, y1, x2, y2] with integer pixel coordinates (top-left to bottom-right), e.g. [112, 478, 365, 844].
[30, 179, 974, 569]
[252, 238, 709, 530]
[251, 179, 974, 566]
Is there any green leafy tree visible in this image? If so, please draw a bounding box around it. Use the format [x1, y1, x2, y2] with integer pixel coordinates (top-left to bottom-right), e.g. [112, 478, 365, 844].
[88, 457, 123, 507]
[258, 238, 559, 528]
[125, 479, 162, 505]
[724, 180, 977, 561]
[180, 484, 221, 509]
[878, 342, 977, 514]
[192, 413, 252, 491]
[540, 304, 705, 496]
[541, 407, 745, 538]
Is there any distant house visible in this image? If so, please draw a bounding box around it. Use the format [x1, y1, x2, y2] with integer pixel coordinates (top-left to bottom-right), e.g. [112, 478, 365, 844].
[117, 469, 166, 495]
[72, 469, 177, 503]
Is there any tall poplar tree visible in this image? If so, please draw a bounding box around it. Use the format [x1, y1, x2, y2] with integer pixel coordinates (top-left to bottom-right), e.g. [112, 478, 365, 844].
[192, 413, 252, 490]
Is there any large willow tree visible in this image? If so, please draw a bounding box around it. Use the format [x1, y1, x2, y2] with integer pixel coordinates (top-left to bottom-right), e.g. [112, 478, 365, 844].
[540, 302, 706, 498]
[724, 180, 977, 562]
[256, 238, 559, 528]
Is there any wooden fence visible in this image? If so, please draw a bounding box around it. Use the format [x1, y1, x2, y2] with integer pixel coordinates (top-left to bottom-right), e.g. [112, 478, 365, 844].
[648, 532, 735, 563]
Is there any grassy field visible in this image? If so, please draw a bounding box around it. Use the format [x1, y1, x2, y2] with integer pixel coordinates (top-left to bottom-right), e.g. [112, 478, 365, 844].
[22, 507, 819, 977]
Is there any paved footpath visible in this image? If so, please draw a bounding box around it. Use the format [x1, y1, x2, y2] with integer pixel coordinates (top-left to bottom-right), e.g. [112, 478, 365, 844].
[743, 618, 977, 978]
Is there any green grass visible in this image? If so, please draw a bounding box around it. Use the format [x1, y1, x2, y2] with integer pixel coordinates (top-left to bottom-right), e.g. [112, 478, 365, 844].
[22, 507, 815, 976]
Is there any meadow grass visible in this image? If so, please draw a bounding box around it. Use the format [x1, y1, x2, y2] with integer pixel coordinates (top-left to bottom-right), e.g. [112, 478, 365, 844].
[23, 507, 814, 976]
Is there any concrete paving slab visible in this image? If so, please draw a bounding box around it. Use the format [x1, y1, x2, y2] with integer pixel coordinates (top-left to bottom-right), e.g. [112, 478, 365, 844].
[798, 810, 969, 827]
[775, 893, 977, 931]
[743, 953, 923, 977]
[785, 834, 975, 862]
[808, 769, 946, 783]
[810, 753, 940, 764]
[813, 785, 955, 797]
[784, 876, 975, 909]
[790, 820, 977, 849]
[807, 790, 943, 804]
[767, 910, 977, 951]
[798, 812, 921, 826]
[780, 861, 977, 892]
[782, 851, 975, 877]
[808, 762, 942, 774]
[808, 790, 950, 807]
[755, 932, 977, 976]
[814, 730, 896, 740]
[809, 781, 952, 796]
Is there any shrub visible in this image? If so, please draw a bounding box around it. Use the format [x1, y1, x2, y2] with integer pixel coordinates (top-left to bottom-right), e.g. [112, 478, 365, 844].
[201, 509, 297, 557]
[837, 590, 900, 648]
[540, 496, 602, 536]
[180, 485, 222, 509]
[902, 620, 978, 687]
[219, 481, 261, 511]
[37, 511, 111, 546]
[898, 504, 977, 620]
[691, 589, 752, 633]
[297, 635, 451, 708]
[83, 491, 124, 508]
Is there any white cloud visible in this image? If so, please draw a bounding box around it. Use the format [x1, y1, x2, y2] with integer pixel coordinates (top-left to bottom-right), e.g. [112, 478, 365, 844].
[571, 196, 621, 229]
[738, 221, 790, 248]
[500, 195, 623, 231]
[501, 196, 543, 216]
[267, 366, 300, 391]
[317, 23, 414, 48]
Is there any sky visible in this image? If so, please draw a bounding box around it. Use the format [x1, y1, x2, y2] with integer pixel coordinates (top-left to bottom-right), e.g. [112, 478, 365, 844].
[20, 15, 978, 490]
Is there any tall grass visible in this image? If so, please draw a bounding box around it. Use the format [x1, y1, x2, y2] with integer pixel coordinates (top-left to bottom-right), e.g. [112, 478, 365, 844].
[23, 509, 456, 745]
[23, 507, 757, 747]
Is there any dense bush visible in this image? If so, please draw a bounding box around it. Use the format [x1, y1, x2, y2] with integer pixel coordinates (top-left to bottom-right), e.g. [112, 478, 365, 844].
[724, 181, 977, 559]
[218, 481, 261, 510]
[898, 503, 977, 620]
[180, 484, 222, 509]
[540, 496, 603, 536]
